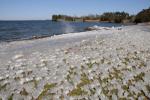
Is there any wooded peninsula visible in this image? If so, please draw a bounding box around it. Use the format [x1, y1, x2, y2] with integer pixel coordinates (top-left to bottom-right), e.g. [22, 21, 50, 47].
[52, 7, 150, 24]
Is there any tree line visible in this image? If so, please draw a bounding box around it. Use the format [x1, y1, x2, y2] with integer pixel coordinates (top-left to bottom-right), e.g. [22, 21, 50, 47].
[134, 7, 150, 23]
[52, 7, 150, 23]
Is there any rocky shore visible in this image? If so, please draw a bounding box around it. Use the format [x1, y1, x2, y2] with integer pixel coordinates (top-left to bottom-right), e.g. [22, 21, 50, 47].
[0, 25, 150, 100]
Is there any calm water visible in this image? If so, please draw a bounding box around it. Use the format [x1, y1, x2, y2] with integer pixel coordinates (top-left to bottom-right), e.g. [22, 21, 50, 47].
[0, 20, 122, 42]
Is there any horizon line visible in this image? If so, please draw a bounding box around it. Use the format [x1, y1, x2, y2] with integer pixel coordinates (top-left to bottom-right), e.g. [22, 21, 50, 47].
[0, 19, 51, 21]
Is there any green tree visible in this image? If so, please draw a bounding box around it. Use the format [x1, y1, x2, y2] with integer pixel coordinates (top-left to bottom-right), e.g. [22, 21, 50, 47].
[135, 7, 150, 23]
[52, 15, 58, 21]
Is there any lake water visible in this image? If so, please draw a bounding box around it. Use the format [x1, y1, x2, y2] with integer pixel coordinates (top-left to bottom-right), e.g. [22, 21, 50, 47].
[0, 20, 122, 42]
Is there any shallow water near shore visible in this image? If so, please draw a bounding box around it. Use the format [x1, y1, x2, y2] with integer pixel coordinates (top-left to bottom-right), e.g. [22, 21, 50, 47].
[0, 20, 122, 42]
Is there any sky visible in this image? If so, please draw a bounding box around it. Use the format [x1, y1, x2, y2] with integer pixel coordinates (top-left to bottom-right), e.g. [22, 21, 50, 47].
[0, 0, 150, 20]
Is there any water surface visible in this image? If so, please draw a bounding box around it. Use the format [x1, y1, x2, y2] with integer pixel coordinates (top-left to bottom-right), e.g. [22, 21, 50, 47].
[0, 20, 122, 42]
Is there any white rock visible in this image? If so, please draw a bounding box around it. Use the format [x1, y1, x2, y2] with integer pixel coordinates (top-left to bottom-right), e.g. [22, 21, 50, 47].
[40, 59, 47, 62]
[70, 65, 74, 69]
[91, 60, 96, 64]
[0, 77, 3, 80]
[5, 74, 9, 78]
[16, 70, 24, 75]
[41, 67, 48, 71]
[13, 54, 24, 60]
[25, 78, 31, 82]
[35, 77, 42, 81]
[82, 40, 86, 43]
[82, 57, 87, 61]
[39, 63, 45, 67]
[15, 63, 22, 67]
[3, 80, 9, 84]
[20, 78, 25, 84]
[88, 69, 92, 73]
[127, 65, 132, 69]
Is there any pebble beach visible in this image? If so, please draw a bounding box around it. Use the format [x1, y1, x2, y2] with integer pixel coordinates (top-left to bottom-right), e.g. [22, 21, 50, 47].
[0, 25, 150, 100]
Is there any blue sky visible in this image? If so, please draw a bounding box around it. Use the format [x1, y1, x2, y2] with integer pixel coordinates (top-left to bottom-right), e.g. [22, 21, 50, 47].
[0, 0, 150, 20]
